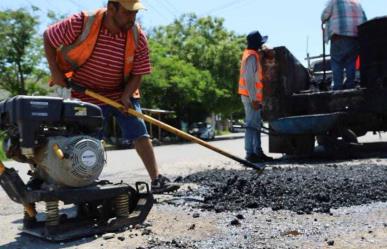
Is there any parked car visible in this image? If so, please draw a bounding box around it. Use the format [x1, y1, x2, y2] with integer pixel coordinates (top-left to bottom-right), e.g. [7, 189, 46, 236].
[309, 57, 360, 89]
[309, 58, 333, 90]
[229, 120, 246, 133]
[188, 122, 215, 140]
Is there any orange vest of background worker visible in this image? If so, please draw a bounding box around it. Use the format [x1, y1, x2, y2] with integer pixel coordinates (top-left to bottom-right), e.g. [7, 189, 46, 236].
[55, 8, 141, 97]
[238, 49, 264, 102]
[238, 30, 273, 163]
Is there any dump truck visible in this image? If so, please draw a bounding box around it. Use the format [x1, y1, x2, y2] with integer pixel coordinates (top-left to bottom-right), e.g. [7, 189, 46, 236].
[261, 16, 387, 155]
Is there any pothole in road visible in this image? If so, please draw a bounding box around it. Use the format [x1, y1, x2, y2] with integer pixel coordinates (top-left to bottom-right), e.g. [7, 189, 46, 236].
[173, 164, 387, 214]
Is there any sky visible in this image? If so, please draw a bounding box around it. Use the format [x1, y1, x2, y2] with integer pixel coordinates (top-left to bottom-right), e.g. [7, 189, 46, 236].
[1, 0, 386, 66]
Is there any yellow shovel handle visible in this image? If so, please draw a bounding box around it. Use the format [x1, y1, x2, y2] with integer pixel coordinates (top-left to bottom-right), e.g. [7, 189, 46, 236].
[83, 90, 264, 171]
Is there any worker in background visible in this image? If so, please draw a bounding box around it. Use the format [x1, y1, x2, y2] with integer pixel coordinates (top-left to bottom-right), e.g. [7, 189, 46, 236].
[238, 31, 273, 163]
[321, 0, 367, 90]
[43, 0, 179, 194]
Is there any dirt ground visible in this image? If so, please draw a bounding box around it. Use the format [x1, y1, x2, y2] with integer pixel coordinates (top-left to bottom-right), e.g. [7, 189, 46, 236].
[0, 143, 387, 248]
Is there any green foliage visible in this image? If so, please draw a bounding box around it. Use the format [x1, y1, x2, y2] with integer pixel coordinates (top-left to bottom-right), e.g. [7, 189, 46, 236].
[46, 10, 67, 25]
[144, 13, 245, 120]
[0, 8, 49, 97]
[0, 141, 6, 161]
[142, 40, 217, 122]
[0, 132, 6, 161]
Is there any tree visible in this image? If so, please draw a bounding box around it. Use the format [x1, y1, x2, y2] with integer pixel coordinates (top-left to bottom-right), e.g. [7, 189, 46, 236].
[147, 13, 245, 119]
[0, 8, 48, 96]
[142, 40, 217, 123]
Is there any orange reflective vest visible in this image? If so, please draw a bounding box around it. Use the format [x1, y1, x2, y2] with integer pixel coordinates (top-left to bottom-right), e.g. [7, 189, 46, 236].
[56, 8, 141, 97]
[238, 49, 263, 102]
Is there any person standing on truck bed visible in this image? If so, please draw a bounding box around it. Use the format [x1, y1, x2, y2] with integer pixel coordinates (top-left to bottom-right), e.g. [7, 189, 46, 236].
[238, 31, 273, 163]
[321, 0, 367, 90]
[43, 0, 180, 194]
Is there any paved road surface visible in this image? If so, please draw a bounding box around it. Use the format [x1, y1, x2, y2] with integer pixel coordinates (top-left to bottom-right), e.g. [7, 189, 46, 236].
[0, 132, 386, 248]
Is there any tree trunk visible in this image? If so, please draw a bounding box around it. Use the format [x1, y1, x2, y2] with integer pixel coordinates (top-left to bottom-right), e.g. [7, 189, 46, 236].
[16, 61, 26, 95]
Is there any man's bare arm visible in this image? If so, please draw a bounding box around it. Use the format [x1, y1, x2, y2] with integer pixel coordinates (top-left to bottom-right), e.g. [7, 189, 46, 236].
[43, 30, 66, 87]
[121, 74, 142, 110]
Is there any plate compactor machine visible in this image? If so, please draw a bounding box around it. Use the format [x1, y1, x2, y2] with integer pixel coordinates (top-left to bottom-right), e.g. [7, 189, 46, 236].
[0, 96, 153, 241]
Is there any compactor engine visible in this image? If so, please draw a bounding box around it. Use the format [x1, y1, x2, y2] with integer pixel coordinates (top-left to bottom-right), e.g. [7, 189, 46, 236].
[0, 96, 153, 241]
[0, 96, 105, 187]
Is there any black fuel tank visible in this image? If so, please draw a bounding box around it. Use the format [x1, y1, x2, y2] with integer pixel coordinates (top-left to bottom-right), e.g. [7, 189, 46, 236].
[0, 96, 103, 148]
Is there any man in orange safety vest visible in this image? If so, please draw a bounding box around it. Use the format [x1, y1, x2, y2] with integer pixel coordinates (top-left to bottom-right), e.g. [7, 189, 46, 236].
[238, 30, 273, 163]
[44, 0, 180, 194]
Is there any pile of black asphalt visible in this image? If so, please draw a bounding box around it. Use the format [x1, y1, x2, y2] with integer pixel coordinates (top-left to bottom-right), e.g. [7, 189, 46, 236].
[175, 163, 387, 214]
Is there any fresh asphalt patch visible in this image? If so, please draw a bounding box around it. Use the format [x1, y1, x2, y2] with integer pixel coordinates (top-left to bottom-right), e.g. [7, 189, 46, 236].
[174, 163, 387, 214]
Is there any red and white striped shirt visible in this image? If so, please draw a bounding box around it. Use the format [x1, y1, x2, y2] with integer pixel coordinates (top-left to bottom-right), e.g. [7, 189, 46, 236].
[46, 11, 151, 104]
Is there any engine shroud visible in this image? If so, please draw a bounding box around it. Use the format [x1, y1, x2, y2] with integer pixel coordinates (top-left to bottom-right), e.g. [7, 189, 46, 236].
[34, 136, 105, 187]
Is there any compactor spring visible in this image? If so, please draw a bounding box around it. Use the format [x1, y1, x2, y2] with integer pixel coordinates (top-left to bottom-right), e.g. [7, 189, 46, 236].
[115, 194, 129, 218]
[46, 201, 59, 226]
